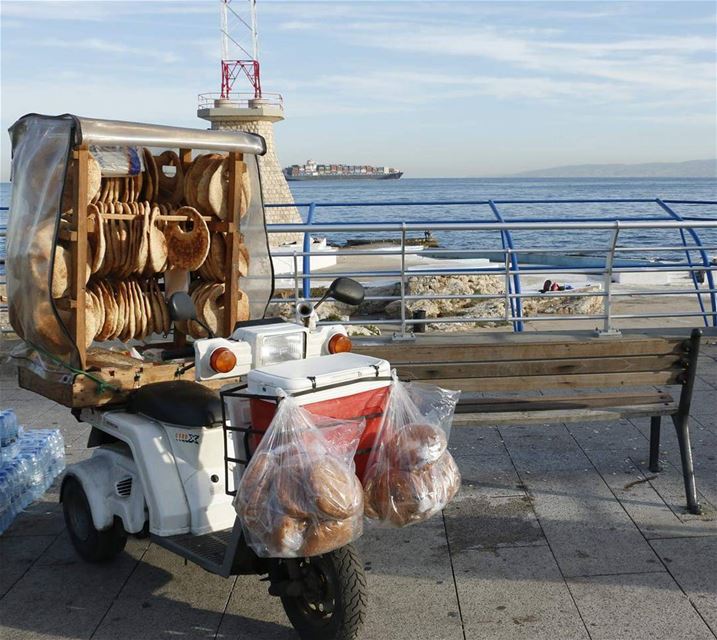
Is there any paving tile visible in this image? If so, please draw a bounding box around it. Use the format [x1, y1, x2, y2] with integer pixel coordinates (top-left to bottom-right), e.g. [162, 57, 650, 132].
[567, 572, 715, 640]
[453, 545, 589, 639]
[452, 453, 525, 499]
[0, 534, 55, 598]
[445, 494, 544, 553]
[0, 532, 147, 640]
[355, 519, 464, 640]
[448, 425, 507, 456]
[499, 423, 584, 462]
[2, 494, 65, 537]
[511, 463, 662, 577]
[650, 537, 717, 635]
[585, 450, 717, 539]
[92, 543, 234, 640]
[216, 574, 296, 640]
[565, 418, 649, 453]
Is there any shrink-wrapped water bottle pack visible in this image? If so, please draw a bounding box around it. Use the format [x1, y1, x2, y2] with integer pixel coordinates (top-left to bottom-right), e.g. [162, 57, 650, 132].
[0, 410, 65, 534]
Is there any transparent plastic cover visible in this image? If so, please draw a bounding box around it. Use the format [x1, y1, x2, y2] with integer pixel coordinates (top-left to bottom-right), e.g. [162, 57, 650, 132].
[5, 113, 273, 372]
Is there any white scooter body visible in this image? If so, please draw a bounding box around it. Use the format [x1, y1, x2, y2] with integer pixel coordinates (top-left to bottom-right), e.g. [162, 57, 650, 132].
[76, 408, 236, 537]
[67, 316, 351, 539]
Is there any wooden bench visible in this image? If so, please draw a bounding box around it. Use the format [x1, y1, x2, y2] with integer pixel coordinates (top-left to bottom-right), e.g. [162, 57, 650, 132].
[355, 329, 703, 514]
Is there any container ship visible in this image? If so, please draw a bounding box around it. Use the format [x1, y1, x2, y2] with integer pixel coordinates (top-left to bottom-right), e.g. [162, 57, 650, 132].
[283, 160, 403, 181]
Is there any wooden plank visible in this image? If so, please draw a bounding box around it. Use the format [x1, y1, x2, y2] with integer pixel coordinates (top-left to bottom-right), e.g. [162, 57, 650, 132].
[452, 403, 678, 427]
[223, 152, 243, 336]
[418, 368, 683, 393]
[456, 392, 674, 414]
[69, 146, 89, 369]
[399, 354, 681, 381]
[178, 148, 192, 172]
[354, 335, 686, 363]
[18, 362, 245, 408]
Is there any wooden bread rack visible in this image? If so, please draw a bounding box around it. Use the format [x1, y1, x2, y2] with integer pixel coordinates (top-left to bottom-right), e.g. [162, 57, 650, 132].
[20, 122, 262, 407]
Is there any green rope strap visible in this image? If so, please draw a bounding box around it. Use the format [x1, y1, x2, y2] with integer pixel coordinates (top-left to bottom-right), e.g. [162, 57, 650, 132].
[27, 341, 122, 396]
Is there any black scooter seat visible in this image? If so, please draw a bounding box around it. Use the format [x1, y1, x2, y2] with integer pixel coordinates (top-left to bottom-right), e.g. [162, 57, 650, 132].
[128, 381, 223, 428]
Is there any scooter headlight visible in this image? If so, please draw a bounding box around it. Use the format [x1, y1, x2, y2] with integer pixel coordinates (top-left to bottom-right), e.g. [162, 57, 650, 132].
[258, 331, 305, 366]
[209, 347, 237, 373]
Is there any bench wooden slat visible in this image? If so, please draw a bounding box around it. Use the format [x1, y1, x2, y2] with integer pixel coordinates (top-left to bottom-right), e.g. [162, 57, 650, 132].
[354, 335, 686, 364]
[427, 368, 683, 392]
[453, 402, 678, 427]
[456, 391, 674, 414]
[399, 354, 681, 380]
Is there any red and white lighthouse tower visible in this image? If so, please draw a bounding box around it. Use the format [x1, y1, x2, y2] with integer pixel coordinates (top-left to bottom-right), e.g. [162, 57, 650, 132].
[198, 0, 301, 245]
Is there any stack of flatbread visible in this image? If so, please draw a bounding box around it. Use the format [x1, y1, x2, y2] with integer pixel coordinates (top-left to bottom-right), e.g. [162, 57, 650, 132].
[183, 153, 252, 220]
[84, 279, 171, 344]
[19, 147, 256, 355]
[181, 282, 251, 339]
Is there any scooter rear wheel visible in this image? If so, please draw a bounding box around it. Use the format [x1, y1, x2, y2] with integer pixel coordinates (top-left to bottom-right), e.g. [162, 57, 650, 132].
[280, 544, 367, 640]
[61, 476, 127, 563]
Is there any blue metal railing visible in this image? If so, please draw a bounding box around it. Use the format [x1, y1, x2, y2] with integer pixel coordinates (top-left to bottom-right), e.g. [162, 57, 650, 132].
[266, 198, 717, 331]
[3, 201, 717, 334]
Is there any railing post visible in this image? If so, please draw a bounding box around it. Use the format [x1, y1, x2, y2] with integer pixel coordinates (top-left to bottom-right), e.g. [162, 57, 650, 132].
[600, 223, 621, 336]
[504, 249, 511, 323]
[393, 223, 414, 341]
[302, 203, 316, 299]
[293, 251, 300, 306]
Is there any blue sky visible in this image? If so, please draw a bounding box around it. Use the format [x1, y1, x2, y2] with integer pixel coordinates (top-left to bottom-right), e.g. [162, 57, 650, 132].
[1, 1, 715, 180]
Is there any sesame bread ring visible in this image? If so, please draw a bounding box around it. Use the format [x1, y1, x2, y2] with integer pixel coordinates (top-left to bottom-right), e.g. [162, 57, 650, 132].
[165, 206, 210, 271]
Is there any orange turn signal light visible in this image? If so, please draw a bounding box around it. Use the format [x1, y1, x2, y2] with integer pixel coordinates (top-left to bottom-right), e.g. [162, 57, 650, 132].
[328, 333, 352, 354]
[209, 347, 237, 373]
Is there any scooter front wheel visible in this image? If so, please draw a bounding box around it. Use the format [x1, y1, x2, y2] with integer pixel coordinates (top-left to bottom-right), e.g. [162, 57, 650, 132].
[61, 476, 127, 563]
[280, 544, 367, 640]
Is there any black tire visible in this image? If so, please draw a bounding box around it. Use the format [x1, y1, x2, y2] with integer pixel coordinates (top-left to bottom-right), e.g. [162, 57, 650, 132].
[281, 544, 367, 640]
[61, 476, 127, 563]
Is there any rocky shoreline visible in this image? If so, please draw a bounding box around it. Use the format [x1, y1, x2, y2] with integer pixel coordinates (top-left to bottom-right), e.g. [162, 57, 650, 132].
[268, 274, 603, 334]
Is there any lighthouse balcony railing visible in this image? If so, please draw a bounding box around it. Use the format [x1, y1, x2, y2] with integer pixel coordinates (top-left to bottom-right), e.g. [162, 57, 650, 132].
[197, 92, 284, 110]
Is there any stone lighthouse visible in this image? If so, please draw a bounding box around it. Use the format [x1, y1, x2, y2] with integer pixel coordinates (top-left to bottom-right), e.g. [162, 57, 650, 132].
[198, 0, 301, 246]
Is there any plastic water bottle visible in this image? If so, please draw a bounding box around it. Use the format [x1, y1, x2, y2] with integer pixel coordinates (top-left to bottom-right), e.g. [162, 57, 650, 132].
[0, 469, 11, 533]
[0, 410, 20, 464]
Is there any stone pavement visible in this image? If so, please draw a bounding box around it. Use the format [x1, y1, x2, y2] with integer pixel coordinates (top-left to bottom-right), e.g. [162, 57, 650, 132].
[1, 343, 716, 640]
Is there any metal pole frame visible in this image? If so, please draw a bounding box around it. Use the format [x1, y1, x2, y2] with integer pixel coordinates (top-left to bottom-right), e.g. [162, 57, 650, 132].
[302, 202, 316, 299]
[392, 223, 414, 341]
[599, 223, 621, 336]
[656, 199, 716, 327]
[488, 200, 524, 332]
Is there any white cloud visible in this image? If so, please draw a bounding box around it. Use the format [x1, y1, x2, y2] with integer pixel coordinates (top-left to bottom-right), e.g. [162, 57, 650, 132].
[1, 0, 214, 22]
[345, 24, 715, 95]
[40, 37, 181, 64]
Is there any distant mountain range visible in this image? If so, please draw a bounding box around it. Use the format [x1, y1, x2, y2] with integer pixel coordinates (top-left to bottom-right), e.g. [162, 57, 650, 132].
[511, 159, 716, 178]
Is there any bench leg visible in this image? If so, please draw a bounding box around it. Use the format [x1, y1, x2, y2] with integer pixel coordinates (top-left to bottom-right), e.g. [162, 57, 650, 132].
[649, 416, 662, 473]
[671, 414, 701, 515]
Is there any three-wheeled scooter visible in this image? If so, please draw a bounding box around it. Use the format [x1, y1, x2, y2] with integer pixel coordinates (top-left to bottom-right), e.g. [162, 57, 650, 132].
[60, 276, 394, 640]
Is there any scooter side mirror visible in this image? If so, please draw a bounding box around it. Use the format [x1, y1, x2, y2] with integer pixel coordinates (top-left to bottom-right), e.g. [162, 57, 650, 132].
[167, 292, 197, 322]
[325, 277, 365, 306]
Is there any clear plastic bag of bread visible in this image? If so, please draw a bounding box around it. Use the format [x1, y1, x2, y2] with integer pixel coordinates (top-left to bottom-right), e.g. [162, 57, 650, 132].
[363, 372, 461, 527]
[235, 393, 366, 558]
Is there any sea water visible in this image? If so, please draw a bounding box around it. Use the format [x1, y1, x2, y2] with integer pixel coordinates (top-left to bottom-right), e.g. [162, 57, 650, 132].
[0, 409, 65, 534]
[2, 178, 717, 269]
